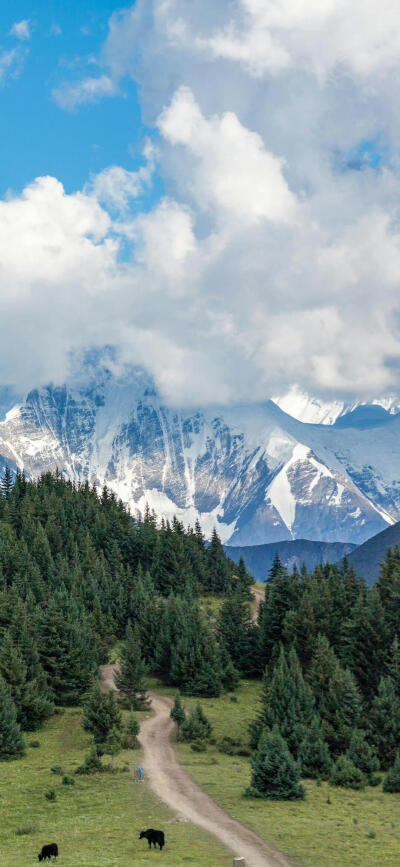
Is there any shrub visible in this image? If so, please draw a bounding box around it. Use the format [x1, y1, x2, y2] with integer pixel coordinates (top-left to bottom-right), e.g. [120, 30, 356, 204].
[75, 744, 103, 775]
[15, 826, 37, 836]
[170, 695, 186, 729]
[246, 727, 305, 801]
[29, 740, 40, 748]
[383, 752, 400, 792]
[62, 775, 75, 786]
[218, 736, 251, 757]
[51, 765, 64, 776]
[330, 756, 366, 790]
[45, 790, 56, 801]
[190, 739, 207, 752]
[180, 704, 212, 743]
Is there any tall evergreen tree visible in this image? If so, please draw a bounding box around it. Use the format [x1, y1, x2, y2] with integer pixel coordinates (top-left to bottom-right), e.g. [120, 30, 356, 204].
[114, 622, 150, 710]
[248, 726, 304, 800]
[0, 676, 25, 759]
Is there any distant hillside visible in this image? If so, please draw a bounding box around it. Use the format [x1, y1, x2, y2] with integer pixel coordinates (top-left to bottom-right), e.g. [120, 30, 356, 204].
[225, 539, 356, 582]
[344, 521, 400, 585]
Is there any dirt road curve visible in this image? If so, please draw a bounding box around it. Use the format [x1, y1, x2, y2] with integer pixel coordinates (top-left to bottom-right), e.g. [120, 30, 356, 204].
[100, 588, 290, 867]
[139, 691, 290, 867]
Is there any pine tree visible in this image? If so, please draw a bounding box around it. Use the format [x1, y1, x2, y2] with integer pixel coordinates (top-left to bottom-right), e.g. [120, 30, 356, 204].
[170, 694, 186, 729]
[235, 557, 254, 598]
[104, 725, 123, 768]
[254, 646, 315, 758]
[329, 755, 366, 790]
[346, 729, 379, 783]
[258, 559, 300, 666]
[1, 466, 13, 500]
[114, 622, 150, 710]
[299, 715, 332, 779]
[247, 726, 305, 800]
[82, 682, 122, 744]
[0, 675, 25, 759]
[310, 634, 361, 756]
[206, 528, 231, 594]
[179, 703, 212, 743]
[369, 676, 400, 767]
[383, 752, 400, 792]
[217, 592, 257, 676]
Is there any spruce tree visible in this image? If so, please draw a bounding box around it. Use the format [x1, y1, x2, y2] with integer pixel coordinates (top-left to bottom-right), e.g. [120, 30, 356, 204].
[310, 634, 361, 756]
[82, 682, 122, 744]
[383, 752, 400, 792]
[369, 676, 400, 767]
[347, 729, 380, 782]
[0, 676, 25, 760]
[104, 725, 123, 768]
[299, 715, 332, 779]
[206, 528, 231, 594]
[170, 694, 186, 729]
[254, 646, 314, 758]
[248, 726, 305, 800]
[114, 622, 150, 710]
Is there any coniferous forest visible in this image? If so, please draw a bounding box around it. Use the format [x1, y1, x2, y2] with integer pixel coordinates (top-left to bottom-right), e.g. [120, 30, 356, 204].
[1, 469, 400, 798]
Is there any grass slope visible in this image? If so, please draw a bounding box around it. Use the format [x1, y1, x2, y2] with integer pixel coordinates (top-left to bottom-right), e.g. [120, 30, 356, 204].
[0, 708, 230, 867]
[171, 681, 400, 867]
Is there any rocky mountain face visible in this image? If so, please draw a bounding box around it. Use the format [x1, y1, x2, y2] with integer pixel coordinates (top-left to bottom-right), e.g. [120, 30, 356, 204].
[0, 364, 399, 546]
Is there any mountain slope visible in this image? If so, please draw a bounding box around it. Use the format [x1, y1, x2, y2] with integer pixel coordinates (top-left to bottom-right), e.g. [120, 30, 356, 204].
[344, 521, 400, 586]
[0, 362, 399, 546]
[225, 539, 357, 582]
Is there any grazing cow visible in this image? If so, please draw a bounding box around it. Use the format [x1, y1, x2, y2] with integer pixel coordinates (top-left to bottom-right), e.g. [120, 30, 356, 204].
[139, 828, 165, 850]
[38, 843, 58, 861]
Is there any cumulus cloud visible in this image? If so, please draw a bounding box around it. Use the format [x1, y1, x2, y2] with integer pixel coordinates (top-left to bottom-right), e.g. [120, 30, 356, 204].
[5, 0, 400, 405]
[10, 20, 31, 41]
[88, 141, 157, 211]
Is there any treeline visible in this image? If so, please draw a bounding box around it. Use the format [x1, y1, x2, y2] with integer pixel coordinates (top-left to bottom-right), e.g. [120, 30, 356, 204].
[0, 470, 252, 758]
[246, 552, 400, 797]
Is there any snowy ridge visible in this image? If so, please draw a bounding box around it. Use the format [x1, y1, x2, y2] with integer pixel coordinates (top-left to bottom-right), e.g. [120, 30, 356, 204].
[0, 364, 399, 545]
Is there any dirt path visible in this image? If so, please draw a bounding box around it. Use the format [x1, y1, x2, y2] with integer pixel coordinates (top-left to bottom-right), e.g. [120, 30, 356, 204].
[139, 691, 290, 867]
[251, 584, 265, 622]
[100, 593, 290, 867]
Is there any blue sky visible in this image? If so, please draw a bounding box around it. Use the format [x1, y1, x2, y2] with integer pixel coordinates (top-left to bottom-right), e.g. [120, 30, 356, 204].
[0, 0, 399, 407]
[0, 0, 153, 197]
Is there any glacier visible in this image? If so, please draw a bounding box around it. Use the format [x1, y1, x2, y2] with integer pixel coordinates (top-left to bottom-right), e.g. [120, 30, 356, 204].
[0, 361, 399, 546]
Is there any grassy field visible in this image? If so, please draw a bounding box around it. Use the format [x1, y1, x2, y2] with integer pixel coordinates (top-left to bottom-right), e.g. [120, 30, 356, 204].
[171, 680, 400, 867]
[0, 707, 231, 867]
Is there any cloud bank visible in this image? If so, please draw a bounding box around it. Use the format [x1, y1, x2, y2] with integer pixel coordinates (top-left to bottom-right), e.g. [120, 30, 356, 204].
[4, 0, 400, 405]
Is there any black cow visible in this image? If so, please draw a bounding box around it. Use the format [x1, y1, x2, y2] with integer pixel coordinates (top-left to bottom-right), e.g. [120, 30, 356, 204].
[38, 843, 58, 861]
[139, 828, 165, 850]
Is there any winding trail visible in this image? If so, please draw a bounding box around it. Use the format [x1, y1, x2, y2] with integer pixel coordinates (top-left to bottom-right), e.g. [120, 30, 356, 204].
[101, 586, 291, 867]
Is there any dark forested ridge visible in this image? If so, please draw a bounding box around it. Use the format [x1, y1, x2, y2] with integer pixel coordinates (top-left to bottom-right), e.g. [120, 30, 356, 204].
[225, 538, 356, 582]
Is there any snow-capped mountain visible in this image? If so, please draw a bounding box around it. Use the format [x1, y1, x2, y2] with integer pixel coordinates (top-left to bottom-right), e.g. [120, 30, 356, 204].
[273, 385, 400, 425]
[0, 362, 399, 546]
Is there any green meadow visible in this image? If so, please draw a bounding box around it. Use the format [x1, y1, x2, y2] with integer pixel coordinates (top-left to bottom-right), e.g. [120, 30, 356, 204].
[172, 679, 400, 867]
[0, 708, 230, 867]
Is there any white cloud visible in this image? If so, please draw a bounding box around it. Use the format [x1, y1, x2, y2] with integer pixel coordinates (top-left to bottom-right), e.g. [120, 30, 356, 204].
[6, 0, 400, 406]
[53, 74, 117, 110]
[10, 20, 31, 42]
[88, 141, 157, 211]
[158, 86, 298, 225]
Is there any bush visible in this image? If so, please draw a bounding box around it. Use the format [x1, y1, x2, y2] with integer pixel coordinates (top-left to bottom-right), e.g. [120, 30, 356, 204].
[246, 727, 305, 801]
[330, 756, 366, 790]
[190, 739, 207, 752]
[75, 744, 103, 775]
[179, 704, 212, 743]
[123, 713, 140, 749]
[217, 736, 251, 757]
[15, 826, 37, 836]
[45, 790, 56, 801]
[383, 752, 400, 792]
[62, 775, 75, 786]
[29, 740, 40, 748]
[51, 765, 64, 775]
